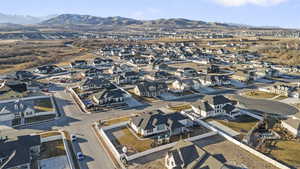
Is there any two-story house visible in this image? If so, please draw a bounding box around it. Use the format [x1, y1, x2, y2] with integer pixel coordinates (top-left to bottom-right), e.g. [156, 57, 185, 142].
[130, 110, 193, 137]
[191, 95, 239, 118]
[134, 81, 168, 97]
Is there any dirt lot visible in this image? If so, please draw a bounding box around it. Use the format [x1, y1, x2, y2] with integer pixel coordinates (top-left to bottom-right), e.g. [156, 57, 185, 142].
[265, 140, 300, 168]
[194, 135, 279, 169]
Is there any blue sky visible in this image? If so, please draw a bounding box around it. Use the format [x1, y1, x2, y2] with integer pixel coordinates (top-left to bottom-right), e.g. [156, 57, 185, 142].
[1, 0, 299, 28]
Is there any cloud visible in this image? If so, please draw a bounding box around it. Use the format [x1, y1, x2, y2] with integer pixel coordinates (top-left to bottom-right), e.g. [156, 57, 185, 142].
[214, 0, 288, 6]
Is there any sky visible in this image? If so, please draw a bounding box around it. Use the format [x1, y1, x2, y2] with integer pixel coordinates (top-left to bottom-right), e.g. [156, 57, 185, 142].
[0, 0, 299, 28]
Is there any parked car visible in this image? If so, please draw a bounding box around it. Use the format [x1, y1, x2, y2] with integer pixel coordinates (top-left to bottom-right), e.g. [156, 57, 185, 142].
[77, 152, 84, 161]
[71, 134, 77, 142]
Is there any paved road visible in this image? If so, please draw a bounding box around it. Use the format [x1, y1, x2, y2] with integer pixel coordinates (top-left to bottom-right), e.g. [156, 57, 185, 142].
[0, 83, 203, 169]
[234, 95, 299, 116]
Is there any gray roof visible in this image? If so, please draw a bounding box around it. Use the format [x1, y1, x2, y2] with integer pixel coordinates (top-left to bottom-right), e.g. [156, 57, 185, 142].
[94, 88, 126, 100]
[203, 95, 233, 105]
[0, 100, 35, 118]
[192, 101, 214, 112]
[136, 81, 167, 94]
[0, 135, 40, 169]
[131, 110, 187, 131]
[167, 140, 228, 169]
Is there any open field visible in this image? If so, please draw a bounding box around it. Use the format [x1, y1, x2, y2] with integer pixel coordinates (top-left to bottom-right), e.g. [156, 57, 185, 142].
[243, 90, 278, 99]
[266, 140, 300, 168]
[0, 40, 84, 74]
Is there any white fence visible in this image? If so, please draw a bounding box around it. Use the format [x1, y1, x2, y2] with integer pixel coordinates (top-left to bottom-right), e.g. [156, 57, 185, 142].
[99, 121, 217, 162]
[126, 131, 217, 161]
[240, 110, 263, 120]
[41, 135, 62, 143]
[68, 87, 88, 113]
[195, 119, 290, 169]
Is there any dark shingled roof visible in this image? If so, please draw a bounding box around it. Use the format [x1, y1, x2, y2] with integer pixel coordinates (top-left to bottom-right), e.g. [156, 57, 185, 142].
[167, 140, 229, 169]
[131, 110, 188, 131]
[203, 95, 233, 105]
[0, 135, 40, 169]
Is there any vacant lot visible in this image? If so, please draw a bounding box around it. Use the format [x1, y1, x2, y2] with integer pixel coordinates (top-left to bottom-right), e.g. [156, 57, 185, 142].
[243, 90, 278, 99]
[33, 97, 54, 112]
[208, 115, 259, 134]
[40, 140, 66, 159]
[268, 140, 300, 168]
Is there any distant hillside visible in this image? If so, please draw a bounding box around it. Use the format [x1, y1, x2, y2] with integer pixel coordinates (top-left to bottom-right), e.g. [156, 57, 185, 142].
[0, 13, 56, 24]
[41, 14, 143, 26]
[40, 14, 238, 29]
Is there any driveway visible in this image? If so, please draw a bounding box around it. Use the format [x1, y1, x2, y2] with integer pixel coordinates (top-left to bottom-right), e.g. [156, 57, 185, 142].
[234, 95, 299, 116]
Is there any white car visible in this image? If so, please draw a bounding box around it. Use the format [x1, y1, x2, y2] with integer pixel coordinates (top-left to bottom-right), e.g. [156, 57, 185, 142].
[71, 134, 77, 142]
[77, 152, 84, 161]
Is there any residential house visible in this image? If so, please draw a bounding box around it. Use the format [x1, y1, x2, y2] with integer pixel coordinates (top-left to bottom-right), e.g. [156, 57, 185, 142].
[269, 83, 300, 98]
[0, 135, 41, 169]
[108, 64, 133, 74]
[35, 65, 64, 74]
[80, 77, 112, 91]
[92, 88, 127, 105]
[114, 71, 140, 85]
[191, 95, 240, 118]
[13, 71, 36, 81]
[171, 79, 201, 93]
[0, 97, 56, 126]
[2, 80, 27, 93]
[134, 81, 168, 97]
[83, 68, 104, 78]
[70, 60, 88, 69]
[130, 110, 193, 137]
[231, 70, 256, 83]
[93, 58, 113, 67]
[165, 140, 229, 169]
[145, 71, 173, 81]
[175, 68, 198, 78]
[130, 56, 150, 65]
[199, 75, 230, 87]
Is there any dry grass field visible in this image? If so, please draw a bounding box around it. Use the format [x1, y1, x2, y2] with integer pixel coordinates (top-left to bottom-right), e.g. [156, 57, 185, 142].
[0, 40, 84, 74]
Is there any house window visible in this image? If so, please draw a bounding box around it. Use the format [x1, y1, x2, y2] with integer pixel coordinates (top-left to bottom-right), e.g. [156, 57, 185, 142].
[148, 128, 153, 133]
[157, 125, 165, 131]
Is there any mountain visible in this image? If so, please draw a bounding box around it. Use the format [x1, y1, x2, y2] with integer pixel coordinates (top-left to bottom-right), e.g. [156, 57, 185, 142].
[40, 14, 236, 29]
[0, 13, 57, 25]
[41, 14, 143, 25]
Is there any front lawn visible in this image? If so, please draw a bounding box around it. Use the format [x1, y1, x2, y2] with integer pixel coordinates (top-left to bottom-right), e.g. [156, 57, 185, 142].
[112, 127, 154, 153]
[40, 140, 66, 159]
